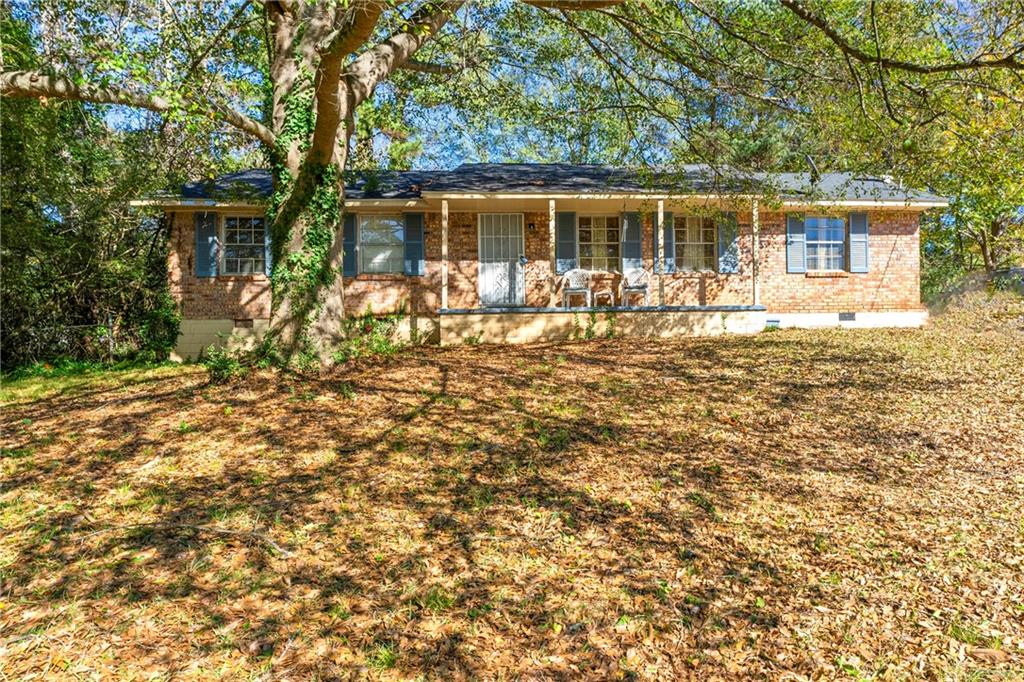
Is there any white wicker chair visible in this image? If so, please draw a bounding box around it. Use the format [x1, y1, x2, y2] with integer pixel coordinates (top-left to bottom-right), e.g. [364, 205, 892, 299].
[562, 268, 592, 307]
[620, 268, 650, 306]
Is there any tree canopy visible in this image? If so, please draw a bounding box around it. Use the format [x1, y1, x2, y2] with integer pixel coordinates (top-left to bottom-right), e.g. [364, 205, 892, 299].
[2, 0, 1022, 365]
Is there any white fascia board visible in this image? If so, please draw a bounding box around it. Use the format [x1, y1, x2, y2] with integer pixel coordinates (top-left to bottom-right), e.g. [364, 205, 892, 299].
[420, 192, 749, 200]
[344, 199, 430, 208]
[779, 199, 949, 209]
[129, 198, 264, 208]
[421, 191, 948, 209]
[131, 198, 430, 209]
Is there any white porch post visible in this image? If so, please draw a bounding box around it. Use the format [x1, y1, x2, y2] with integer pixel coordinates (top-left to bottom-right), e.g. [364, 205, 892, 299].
[548, 199, 557, 307]
[441, 199, 449, 310]
[657, 199, 665, 305]
[751, 198, 760, 306]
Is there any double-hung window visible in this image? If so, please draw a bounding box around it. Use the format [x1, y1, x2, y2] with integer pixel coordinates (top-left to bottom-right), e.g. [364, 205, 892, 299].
[675, 216, 717, 271]
[222, 216, 266, 275]
[805, 216, 845, 271]
[578, 215, 620, 271]
[359, 215, 404, 273]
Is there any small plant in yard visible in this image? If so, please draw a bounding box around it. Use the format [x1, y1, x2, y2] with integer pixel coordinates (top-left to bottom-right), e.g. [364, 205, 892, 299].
[418, 586, 455, 613]
[331, 306, 406, 363]
[946, 615, 985, 645]
[536, 425, 571, 452]
[585, 310, 599, 339]
[686, 491, 719, 519]
[366, 641, 398, 670]
[201, 343, 248, 383]
[604, 311, 617, 338]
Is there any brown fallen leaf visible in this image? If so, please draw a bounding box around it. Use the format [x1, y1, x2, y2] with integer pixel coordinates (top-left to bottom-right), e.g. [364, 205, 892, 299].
[969, 647, 1009, 664]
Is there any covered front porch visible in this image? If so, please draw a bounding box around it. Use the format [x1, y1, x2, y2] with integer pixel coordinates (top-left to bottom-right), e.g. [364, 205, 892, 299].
[432, 196, 766, 344]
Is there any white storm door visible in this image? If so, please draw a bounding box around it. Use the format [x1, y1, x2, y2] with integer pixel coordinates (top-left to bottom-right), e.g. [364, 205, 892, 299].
[478, 214, 525, 306]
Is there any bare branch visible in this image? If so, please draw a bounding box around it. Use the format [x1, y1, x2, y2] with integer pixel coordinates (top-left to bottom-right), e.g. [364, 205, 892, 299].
[521, 0, 624, 8]
[0, 69, 277, 147]
[341, 0, 464, 108]
[780, 0, 1024, 73]
[401, 58, 459, 74]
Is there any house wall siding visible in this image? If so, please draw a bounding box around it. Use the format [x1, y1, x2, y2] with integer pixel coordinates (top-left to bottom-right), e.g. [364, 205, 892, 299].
[758, 210, 923, 312]
[167, 206, 923, 323]
[168, 211, 271, 320]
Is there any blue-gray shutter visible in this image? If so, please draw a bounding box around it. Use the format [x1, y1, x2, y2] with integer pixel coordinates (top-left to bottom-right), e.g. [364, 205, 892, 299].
[848, 212, 869, 273]
[653, 212, 675, 274]
[717, 211, 740, 274]
[403, 212, 425, 276]
[264, 219, 272, 276]
[194, 211, 218, 277]
[786, 214, 807, 274]
[555, 212, 577, 273]
[342, 213, 357, 276]
[621, 212, 642, 271]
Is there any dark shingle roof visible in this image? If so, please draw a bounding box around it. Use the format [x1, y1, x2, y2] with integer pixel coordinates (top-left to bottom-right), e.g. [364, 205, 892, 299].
[178, 164, 946, 204]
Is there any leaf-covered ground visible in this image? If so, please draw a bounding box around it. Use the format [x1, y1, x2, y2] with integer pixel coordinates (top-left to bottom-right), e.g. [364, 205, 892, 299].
[2, 300, 1023, 680]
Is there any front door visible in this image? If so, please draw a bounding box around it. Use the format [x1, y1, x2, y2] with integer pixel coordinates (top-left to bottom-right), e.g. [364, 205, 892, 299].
[478, 214, 526, 306]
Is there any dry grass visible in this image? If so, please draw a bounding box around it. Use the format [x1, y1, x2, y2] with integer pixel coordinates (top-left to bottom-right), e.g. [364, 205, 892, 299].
[2, 301, 1023, 680]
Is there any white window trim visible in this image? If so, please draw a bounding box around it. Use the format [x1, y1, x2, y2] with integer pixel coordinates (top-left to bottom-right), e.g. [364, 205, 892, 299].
[805, 214, 847, 272]
[674, 215, 718, 273]
[357, 214, 405, 274]
[576, 213, 623, 272]
[218, 213, 267, 277]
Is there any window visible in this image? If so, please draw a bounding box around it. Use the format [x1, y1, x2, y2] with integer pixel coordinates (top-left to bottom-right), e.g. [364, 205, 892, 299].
[359, 215, 404, 273]
[222, 216, 266, 275]
[675, 216, 716, 271]
[806, 216, 845, 271]
[578, 215, 620, 270]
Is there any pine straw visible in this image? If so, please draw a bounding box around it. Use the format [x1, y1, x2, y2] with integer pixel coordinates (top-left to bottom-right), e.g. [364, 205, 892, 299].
[2, 304, 1023, 680]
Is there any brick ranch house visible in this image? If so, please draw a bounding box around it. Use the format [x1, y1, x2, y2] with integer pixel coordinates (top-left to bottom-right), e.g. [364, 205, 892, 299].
[135, 163, 948, 358]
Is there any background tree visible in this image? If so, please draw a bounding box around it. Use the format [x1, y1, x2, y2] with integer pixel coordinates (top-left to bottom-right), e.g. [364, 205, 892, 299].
[0, 12, 236, 370]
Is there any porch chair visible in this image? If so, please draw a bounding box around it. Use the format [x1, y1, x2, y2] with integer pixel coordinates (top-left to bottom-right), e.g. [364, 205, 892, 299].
[561, 268, 592, 307]
[620, 268, 650, 306]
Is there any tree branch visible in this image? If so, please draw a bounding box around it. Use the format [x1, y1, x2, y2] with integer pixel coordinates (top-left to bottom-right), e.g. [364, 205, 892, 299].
[341, 0, 465, 109]
[780, 0, 1024, 73]
[400, 58, 459, 74]
[0, 70, 277, 147]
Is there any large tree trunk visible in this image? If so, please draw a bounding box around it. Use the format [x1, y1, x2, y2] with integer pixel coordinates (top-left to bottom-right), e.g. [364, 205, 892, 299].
[262, 0, 462, 364]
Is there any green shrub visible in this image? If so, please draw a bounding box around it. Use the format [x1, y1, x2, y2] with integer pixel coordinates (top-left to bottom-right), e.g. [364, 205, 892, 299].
[201, 344, 248, 384]
[331, 306, 406, 363]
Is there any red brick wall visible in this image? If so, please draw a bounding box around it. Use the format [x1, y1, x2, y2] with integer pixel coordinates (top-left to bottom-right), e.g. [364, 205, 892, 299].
[168, 207, 923, 319]
[758, 210, 923, 313]
[168, 211, 271, 320]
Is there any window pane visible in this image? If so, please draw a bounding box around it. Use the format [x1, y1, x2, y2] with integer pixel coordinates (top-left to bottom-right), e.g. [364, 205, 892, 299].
[221, 215, 266, 275]
[361, 245, 402, 273]
[578, 215, 619, 271]
[357, 216, 404, 273]
[805, 216, 846, 270]
[359, 216, 404, 246]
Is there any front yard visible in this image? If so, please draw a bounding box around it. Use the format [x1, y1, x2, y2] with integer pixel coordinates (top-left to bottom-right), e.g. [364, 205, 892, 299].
[2, 301, 1023, 680]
